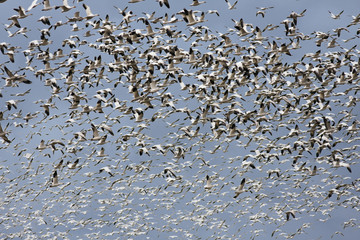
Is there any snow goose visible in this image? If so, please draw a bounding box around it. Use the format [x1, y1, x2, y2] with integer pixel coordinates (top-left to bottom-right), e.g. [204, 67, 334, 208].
[204, 175, 213, 190]
[233, 178, 246, 198]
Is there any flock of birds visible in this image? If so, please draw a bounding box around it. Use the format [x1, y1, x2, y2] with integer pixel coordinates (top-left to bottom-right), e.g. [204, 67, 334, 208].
[0, 0, 359, 239]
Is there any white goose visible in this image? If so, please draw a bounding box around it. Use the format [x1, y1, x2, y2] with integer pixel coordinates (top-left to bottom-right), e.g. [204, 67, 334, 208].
[99, 166, 114, 177]
[233, 178, 246, 198]
[42, 0, 53, 11]
[50, 171, 61, 187]
[82, 4, 99, 20]
[204, 175, 213, 190]
[67, 158, 79, 169]
[55, 0, 75, 13]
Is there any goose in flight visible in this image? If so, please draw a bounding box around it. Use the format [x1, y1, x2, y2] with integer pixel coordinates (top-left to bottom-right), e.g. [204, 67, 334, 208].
[40, 103, 51, 116]
[27, 0, 40, 11]
[99, 166, 114, 177]
[91, 124, 102, 141]
[54, 159, 63, 169]
[67, 158, 79, 169]
[233, 178, 246, 198]
[178, 9, 206, 26]
[157, 0, 170, 8]
[333, 159, 352, 173]
[38, 16, 52, 25]
[13, 5, 32, 19]
[50, 170, 61, 187]
[133, 108, 144, 122]
[287, 9, 307, 25]
[204, 175, 213, 190]
[328, 10, 344, 19]
[0, 123, 11, 143]
[82, 3, 99, 20]
[285, 210, 296, 221]
[3, 66, 32, 86]
[163, 168, 179, 183]
[74, 131, 87, 142]
[97, 147, 107, 157]
[309, 165, 317, 176]
[191, 0, 206, 6]
[225, 0, 238, 10]
[55, 0, 75, 12]
[36, 139, 48, 151]
[42, 0, 53, 11]
[6, 99, 24, 111]
[256, 10, 265, 18]
[242, 160, 256, 169]
[7, 15, 21, 29]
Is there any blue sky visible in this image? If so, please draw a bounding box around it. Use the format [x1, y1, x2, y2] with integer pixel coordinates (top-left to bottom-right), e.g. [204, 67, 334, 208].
[0, 0, 359, 239]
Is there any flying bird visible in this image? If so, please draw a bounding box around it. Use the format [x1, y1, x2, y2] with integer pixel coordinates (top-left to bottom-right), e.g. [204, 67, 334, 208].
[42, 0, 54, 11]
[67, 158, 79, 169]
[233, 178, 246, 198]
[191, 0, 206, 6]
[99, 166, 114, 177]
[328, 10, 344, 19]
[54, 159, 63, 169]
[225, 0, 238, 10]
[82, 3, 99, 20]
[0, 123, 11, 143]
[55, 0, 75, 12]
[50, 171, 61, 187]
[204, 175, 213, 190]
[286, 210, 296, 221]
[157, 0, 170, 8]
